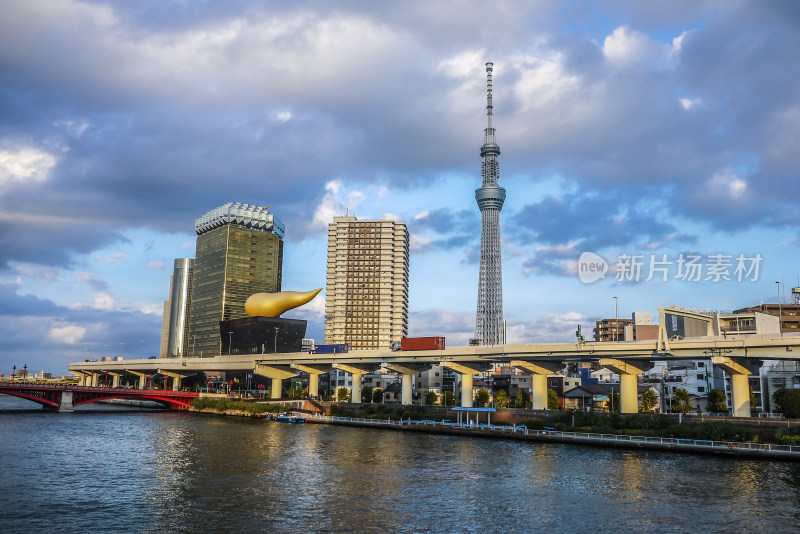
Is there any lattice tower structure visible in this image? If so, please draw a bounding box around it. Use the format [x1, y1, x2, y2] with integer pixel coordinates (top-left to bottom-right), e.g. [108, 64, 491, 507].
[474, 62, 506, 345]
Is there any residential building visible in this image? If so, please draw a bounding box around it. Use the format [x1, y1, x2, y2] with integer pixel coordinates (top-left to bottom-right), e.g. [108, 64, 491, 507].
[324, 215, 409, 350]
[159, 258, 194, 358]
[733, 303, 800, 334]
[594, 318, 632, 341]
[189, 203, 284, 357]
[760, 360, 800, 413]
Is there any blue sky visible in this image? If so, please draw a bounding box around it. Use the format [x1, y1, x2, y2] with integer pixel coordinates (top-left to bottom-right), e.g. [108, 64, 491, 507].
[1, 0, 799, 374]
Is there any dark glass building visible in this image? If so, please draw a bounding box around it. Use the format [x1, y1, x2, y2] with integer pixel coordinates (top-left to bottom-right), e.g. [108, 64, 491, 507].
[189, 203, 284, 357]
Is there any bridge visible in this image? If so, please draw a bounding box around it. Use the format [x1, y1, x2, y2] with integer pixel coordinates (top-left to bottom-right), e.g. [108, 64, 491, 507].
[68, 329, 800, 418]
[0, 382, 198, 411]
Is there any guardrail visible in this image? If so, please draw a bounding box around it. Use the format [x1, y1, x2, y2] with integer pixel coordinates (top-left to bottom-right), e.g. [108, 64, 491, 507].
[308, 414, 800, 455]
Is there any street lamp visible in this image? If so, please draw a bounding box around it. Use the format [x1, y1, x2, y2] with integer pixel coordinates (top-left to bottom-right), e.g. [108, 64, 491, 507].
[228, 331, 234, 355]
[192, 335, 196, 357]
[613, 296, 619, 342]
[273, 327, 279, 354]
[11, 365, 16, 380]
[777, 281, 783, 337]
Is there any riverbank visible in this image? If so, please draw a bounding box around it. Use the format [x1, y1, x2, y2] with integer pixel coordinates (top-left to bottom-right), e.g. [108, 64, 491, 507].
[308, 414, 800, 461]
[188, 397, 290, 418]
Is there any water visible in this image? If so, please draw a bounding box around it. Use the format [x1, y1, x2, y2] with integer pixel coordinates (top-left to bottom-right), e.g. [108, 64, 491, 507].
[1, 395, 799, 533]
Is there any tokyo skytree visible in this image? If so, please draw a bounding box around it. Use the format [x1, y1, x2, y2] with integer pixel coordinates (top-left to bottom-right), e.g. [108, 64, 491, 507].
[474, 62, 506, 345]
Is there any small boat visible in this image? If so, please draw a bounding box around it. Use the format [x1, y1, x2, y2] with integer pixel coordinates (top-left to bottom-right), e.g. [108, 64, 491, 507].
[273, 414, 306, 423]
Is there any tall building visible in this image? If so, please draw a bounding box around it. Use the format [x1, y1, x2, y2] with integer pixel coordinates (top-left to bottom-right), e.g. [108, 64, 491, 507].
[474, 61, 506, 345]
[190, 203, 284, 357]
[159, 258, 194, 357]
[325, 215, 409, 350]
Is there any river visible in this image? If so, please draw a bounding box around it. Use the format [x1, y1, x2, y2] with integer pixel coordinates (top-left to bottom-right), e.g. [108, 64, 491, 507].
[0, 396, 798, 533]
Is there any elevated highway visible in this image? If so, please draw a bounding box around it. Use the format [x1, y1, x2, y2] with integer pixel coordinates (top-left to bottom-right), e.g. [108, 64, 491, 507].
[68, 333, 800, 417]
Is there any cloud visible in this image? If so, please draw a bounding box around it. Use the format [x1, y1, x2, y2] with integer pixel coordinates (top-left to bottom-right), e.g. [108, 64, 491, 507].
[147, 260, 165, 270]
[47, 324, 86, 344]
[91, 252, 128, 264]
[0, 145, 57, 189]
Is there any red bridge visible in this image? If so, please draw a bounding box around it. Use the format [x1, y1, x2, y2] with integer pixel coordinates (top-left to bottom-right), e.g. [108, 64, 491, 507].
[0, 382, 198, 411]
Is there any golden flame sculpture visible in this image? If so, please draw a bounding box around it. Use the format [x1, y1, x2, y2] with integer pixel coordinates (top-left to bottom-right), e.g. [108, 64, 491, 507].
[244, 288, 322, 317]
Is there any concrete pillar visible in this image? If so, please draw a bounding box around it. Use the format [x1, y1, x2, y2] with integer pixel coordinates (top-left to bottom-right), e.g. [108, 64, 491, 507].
[309, 373, 319, 397]
[712, 356, 753, 417]
[351, 373, 363, 404]
[291, 364, 332, 399]
[401, 373, 413, 405]
[59, 391, 74, 412]
[512, 361, 564, 410]
[105, 372, 122, 388]
[271, 378, 282, 399]
[128, 371, 147, 389]
[90, 372, 99, 387]
[619, 373, 639, 414]
[461, 372, 474, 408]
[599, 359, 653, 414]
[442, 362, 490, 409]
[254, 364, 297, 400]
[333, 363, 379, 403]
[159, 370, 186, 392]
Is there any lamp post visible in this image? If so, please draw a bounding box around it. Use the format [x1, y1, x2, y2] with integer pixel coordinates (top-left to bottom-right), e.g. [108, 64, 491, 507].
[777, 281, 783, 337]
[273, 327, 279, 354]
[11, 365, 16, 380]
[613, 296, 619, 342]
[228, 331, 233, 355]
[192, 335, 196, 357]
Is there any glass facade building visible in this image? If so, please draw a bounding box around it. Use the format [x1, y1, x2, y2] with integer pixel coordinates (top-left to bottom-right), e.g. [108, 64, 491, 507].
[164, 258, 194, 358]
[190, 203, 284, 357]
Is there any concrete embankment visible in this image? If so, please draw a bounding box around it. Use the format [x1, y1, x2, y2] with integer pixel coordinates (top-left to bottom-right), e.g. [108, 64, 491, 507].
[189, 407, 272, 418]
[308, 416, 800, 462]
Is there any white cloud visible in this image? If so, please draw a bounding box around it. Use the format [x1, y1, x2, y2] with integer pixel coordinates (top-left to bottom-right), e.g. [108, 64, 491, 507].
[91, 252, 128, 264]
[414, 211, 430, 220]
[382, 212, 401, 222]
[275, 111, 292, 122]
[47, 324, 86, 344]
[11, 262, 59, 284]
[91, 292, 116, 310]
[680, 97, 700, 110]
[147, 260, 165, 270]
[603, 26, 672, 68]
[707, 171, 748, 200]
[310, 180, 366, 231]
[410, 234, 433, 252]
[0, 146, 56, 188]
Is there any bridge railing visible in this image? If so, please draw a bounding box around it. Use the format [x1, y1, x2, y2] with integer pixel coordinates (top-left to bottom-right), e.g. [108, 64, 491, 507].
[308, 414, 800, 455]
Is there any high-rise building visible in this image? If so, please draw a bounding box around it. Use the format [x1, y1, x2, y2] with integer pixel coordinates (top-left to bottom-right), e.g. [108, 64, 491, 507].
[159, 258, 194, 357]
[474, 61, 506, 345]
[325, 215, 409, 350]
[189, 203, 284, 357]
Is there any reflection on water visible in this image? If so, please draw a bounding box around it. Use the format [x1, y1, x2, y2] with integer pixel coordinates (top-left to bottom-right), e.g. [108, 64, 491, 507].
[1, 395, 799, 532]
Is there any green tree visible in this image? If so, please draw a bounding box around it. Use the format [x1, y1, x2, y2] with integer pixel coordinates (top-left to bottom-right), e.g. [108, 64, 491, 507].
[362, 386, 373, 403]
[337, 387, 351, 403]
[640, 389, 658, 412]
[671, 388, 693, 414]
[608, 389, 620, 413]
[425, 391, 438, 405]
[474, 388, 490, 408]
[372, 387, 383, 404]
[515, 389, 531, 409]
[547, 388, 559, 410]
[442, 390, 455, 406]
[495, 390, 510, 408]
[773, 388, 800, 418]
[707, 389, 728, 414]
[749, 386, 757, 410]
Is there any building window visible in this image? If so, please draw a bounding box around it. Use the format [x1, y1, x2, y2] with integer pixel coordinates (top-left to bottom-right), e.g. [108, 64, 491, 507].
[551, 380, 558, 387]
[698, 386, 705, 393]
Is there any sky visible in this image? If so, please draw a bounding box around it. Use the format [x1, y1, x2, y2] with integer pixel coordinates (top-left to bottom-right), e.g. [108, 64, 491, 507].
[1, 0, 799, 375]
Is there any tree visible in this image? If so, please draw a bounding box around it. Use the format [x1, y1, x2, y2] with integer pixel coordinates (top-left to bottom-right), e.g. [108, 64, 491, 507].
[608, 389, 621, 413]
[773, 388, 800, 418]
[640, 389, 657, 412]
[672, 388, 693, 414]
[494, 390, 510, 409]
[707, 389, 728, 414]
[442, 390, 455, 406]
[372, 387, 383, 404]
[362, 386, 373, 403]
[474, 388, 490, 408]
[547, 388, 559, 410]
[337, 387, 351, 403]
[425, 391, 438, 405]
[515, 389, 531, 409]
[749, 386, 757, 410]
